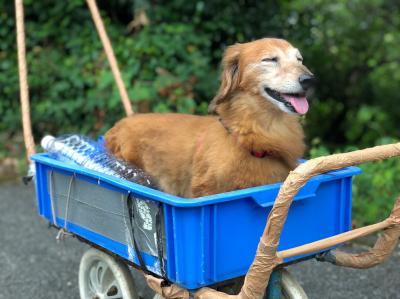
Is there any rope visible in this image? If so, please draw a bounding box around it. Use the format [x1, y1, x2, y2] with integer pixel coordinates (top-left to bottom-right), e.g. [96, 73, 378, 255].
[16, 0, 134, 165]
[56, 174, 75, 242]
[63, 174, 75, 231]
[49, 171, 74, 241]
[86, 0, 134, 116]
[49, 171, 58, 226]
[15, 0, 36, 161]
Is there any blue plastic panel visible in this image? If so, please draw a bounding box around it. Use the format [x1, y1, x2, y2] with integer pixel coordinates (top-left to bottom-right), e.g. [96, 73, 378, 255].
[32, 153, 361, 289]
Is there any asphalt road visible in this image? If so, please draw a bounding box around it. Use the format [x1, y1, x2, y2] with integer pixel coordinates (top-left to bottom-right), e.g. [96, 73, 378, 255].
[0, 181, 399, 299]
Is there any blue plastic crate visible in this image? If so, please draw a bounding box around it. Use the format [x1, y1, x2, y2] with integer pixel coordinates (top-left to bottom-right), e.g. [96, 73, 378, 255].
[32, 153, 361, 289]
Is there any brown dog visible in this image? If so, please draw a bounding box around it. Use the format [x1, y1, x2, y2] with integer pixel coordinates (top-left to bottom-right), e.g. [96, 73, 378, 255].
[105, 38, 315, 197]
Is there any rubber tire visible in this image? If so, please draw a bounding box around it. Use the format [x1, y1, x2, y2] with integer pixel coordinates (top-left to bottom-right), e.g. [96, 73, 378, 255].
[79, 248, 139, 299]
[281, 269, 308, 299]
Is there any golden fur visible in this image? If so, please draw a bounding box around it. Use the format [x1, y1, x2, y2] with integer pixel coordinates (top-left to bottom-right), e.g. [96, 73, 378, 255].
[105, 38, 313, 197]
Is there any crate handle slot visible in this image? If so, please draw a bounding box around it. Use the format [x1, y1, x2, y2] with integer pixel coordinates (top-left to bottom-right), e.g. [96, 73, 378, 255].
[251, 180, 320, 207]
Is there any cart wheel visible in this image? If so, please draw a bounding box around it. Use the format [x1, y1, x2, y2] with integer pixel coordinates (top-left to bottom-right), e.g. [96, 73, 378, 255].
[79, 248, 139, 299]
[280, 269, 308, 299]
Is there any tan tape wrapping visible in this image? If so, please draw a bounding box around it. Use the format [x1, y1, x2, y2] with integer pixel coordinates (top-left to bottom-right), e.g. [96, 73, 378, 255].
[277, 219, 391, 259]
[195, 287, 242, 299]
[331, 196, 400, 268]
[239, 241, 281, 299]
[145, 143, 400, 299]
[145, 275, 190, 299]
[240, 143, 400, 298]
[144, 274, 244, 299]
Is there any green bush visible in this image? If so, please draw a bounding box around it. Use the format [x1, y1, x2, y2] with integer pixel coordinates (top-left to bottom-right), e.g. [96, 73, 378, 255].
[310, 137, 400, 226]
[286, 0, 400, 148]
[1, 1, 216, 143]
[2, 1, 400, 224]
[2, 0, 399, 148]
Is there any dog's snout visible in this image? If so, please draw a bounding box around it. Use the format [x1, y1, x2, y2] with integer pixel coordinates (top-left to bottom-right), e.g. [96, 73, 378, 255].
[299, 74, 317, 90]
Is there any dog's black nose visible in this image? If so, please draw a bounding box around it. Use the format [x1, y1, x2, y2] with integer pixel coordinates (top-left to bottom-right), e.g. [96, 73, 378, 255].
[299, 74, 317, 90]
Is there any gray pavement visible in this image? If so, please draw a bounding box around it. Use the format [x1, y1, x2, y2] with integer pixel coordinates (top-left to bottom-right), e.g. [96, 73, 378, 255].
[0, 182, 399, 299]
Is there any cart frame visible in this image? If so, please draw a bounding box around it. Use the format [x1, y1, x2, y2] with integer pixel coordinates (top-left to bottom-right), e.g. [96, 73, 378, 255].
[14, 1, 400, 298]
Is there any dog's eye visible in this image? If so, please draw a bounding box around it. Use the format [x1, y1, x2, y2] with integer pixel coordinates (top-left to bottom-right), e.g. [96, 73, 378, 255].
[297, 57, 303, 62]
[262, 57, 278, 63]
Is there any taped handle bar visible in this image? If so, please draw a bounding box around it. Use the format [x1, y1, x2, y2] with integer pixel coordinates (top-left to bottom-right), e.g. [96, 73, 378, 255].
[146, 143, 400, 299]
[278, 196, 400, 265]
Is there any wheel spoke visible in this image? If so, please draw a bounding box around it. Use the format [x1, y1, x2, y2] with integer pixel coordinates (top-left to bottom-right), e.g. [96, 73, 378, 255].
[87, 288, 97, 299]
[89, 263, 102, 291]
[88, 278, 97, 295]
[96, 261, 109, 290]
[100, 265, 115, 292]
[96, 261, 106, 280]
[80, 250, 136, 299]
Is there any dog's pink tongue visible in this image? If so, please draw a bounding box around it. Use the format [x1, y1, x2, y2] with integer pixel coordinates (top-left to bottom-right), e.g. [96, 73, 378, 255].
[283, 95, 309, 115]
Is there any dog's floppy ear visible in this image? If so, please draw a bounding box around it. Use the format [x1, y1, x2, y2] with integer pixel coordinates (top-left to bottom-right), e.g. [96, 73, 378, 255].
[208, 44, 242, 114]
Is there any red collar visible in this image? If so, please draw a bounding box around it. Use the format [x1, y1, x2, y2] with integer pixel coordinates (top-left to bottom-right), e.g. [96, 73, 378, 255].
[251, 150, 268, 158]
[219, 118, 270, 159]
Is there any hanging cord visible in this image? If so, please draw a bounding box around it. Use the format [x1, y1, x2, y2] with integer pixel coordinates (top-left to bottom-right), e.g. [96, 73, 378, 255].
[49, 171, 58, 226]
[15, 0, 36, 170]
[56, 174, 74, 242]
[49, 171, 74, 241]
[16, 0, 134, 174]
[56, 175, 74, 241]
[86, 0, 134, 116]
[62, 174, 75, 231]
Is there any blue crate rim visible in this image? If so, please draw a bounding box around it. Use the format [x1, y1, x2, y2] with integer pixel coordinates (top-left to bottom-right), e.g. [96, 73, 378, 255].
[31, 153, 361, 208]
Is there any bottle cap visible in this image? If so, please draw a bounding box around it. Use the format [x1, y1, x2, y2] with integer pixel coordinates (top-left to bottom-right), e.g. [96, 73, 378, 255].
[41, 135, 55, 150]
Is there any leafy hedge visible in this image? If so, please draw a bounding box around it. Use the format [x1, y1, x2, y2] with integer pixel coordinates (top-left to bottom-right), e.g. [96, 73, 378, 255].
[3, 1, 400, 146]
[2, 0, 400, 223]
[2, 1, 216, 140]
[310, 137, 400, 226]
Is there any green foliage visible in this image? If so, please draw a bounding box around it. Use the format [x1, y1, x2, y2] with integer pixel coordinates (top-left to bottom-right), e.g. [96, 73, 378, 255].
[310, 137, 400, 226]
[1, 0, 216, 145]
[352, 158, 400, 226]
[2, 0, 400, 146]
[1, 0, 400, 224]
[287, 0, 400, 147]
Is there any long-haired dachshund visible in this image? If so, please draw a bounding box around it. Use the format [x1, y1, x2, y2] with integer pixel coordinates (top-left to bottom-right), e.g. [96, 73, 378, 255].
[105, 38, 316, 197]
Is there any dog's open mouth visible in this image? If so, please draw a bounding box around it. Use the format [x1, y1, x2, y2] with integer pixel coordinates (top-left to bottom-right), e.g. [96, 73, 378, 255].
[264, 87, 309, 115]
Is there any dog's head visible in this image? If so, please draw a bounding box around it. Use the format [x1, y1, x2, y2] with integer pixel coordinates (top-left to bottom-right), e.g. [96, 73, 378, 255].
[209, 38, 316, 116]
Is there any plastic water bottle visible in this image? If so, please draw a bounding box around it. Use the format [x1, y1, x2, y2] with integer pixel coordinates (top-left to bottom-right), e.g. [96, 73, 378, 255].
[41, 134, 163, 266]
[41, 134, 158, 188]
